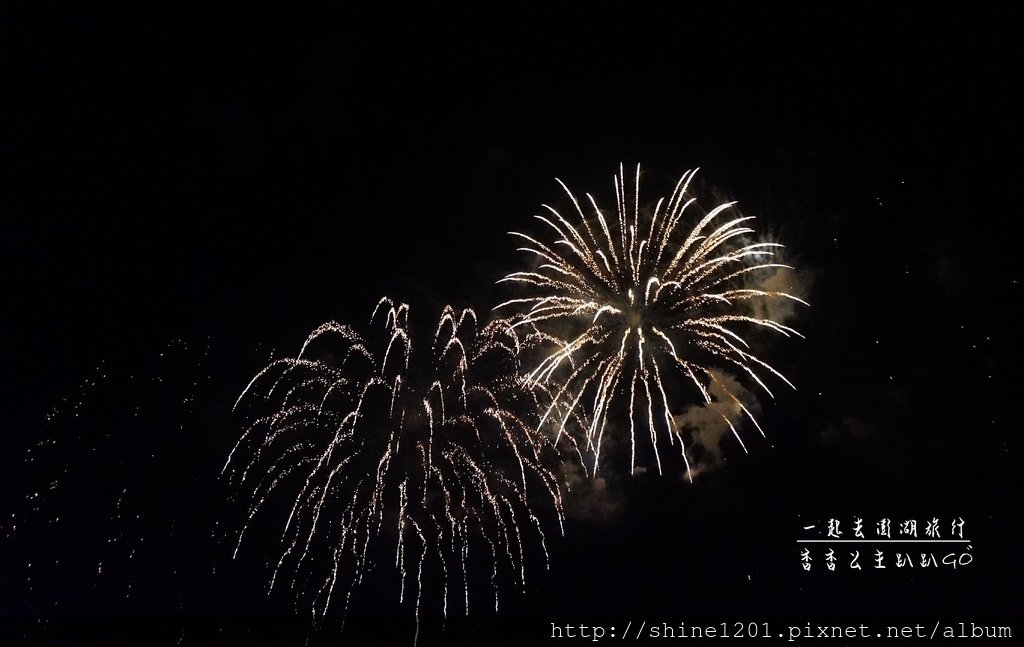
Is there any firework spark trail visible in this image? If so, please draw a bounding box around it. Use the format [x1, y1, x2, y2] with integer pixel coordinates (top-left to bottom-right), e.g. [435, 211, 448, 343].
[498, 165, 807, 480]
[225, 298, 563, 630]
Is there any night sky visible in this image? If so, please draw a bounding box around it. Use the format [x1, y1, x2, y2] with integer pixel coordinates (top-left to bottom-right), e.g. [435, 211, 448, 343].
[2, 5, 1022, 645]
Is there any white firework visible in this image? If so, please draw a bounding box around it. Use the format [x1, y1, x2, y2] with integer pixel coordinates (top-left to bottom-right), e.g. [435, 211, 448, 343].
[225, 298, 563, 632]
[498, 165, 806, 480]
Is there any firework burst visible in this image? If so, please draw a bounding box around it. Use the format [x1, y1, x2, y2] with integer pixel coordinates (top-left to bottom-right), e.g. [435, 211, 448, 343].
[498, 165, 807, 480]
[224, 299, 563, 632]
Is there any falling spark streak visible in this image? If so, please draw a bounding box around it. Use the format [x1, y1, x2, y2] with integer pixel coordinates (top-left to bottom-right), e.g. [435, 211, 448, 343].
[225, 299, 563, 631]
[498, 166, 805, 480]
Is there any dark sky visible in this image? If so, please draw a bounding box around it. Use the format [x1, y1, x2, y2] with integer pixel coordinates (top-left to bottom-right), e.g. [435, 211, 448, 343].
[2, 5, 1022, 645]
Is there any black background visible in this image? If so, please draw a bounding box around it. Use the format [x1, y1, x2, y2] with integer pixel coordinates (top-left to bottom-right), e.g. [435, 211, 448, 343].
[2, 4, 1021, 645]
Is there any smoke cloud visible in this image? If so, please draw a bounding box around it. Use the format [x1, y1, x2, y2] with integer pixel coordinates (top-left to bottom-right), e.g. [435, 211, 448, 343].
[672, 369, 760, 480]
